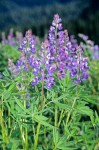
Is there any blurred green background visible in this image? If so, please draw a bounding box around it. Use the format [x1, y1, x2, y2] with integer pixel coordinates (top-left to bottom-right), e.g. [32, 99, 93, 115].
[0, 0, 99, 43]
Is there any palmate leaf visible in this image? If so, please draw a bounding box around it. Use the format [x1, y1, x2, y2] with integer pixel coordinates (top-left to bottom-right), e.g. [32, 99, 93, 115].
[76, 105, 93, 117]
[2, 69, 10, 77]
[52, 93, 69, 102]
[52, 101, 71, 111]
[53, 129, 76, 150]
[16, 112, 31, 119]
[14, 96, 30, 114]
[9, 93, 53, 127]
[56, 139, 76, 150]
[14, 97, 54, 128]
[34, 114, 48, 121]
[34, 115, 54, 129]
[6, 139, 21, 150]
[5, 102, 20, 123]
[2, 90, 11, 100]
[79, 94, 99, 105]
[8, 82, 16, 91]
[57, 135, 67, 146]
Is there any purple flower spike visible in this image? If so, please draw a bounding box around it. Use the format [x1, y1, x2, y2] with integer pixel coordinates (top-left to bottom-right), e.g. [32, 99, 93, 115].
[52, 14, 62, 27]
[18, 30, 36, 55]
[69, 46, 89, 84]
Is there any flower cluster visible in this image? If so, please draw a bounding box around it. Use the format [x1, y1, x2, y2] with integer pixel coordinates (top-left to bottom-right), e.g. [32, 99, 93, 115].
[68, 46, 89, 84]
[78, 33, 99, 60]
[18, 30, 36, 54]
[8, 14, 89, 89]
[8, 30, 37, 77]
[16, 30, 38, 72]
[2, 29, 23, 46]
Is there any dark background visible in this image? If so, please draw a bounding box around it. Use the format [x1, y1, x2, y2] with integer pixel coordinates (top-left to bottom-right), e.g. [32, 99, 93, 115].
[0, 0, 99, 43]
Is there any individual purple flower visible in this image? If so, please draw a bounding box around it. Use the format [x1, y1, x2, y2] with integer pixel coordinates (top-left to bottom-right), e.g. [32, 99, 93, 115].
[31, 77, 41, 86]
[46, 76, 55, 89]
[26, 93, 31, 108]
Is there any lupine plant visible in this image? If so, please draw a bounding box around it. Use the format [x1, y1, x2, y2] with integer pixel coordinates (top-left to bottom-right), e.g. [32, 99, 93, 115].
[0, 14, 99, 150]
[78, 33, 99, 109]
[1, 29, 23, 46]
[78, 33, 99, 60]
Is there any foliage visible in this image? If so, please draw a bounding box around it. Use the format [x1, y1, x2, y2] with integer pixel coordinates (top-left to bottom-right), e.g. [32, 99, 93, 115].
[0, 14, 99, 150]
[0, 44, 20, 72]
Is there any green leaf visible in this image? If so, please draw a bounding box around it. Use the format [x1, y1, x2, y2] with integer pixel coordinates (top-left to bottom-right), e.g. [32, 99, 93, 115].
[2, 90, 11, 100]
[53, 101, 71, 111]
[8, 83, 16, 91]
[2, 69, 10, 77]
[57, 140, 76, 150]
[76, 106, 93, 117]
[57, 135, 67, 146]
[65, 70, 70, 86]
[34, 115, 54, 129]
[34, 115, 48, 121]
[52, 94, 67, 102]
[14, 97, 30, 114]
[53, 129, 59, 145]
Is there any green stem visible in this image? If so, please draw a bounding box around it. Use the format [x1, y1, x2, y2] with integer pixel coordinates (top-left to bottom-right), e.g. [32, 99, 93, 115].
[34, 122, 41, 150]
[25, 127, 28, 150]
[20, 125, 25, 149]
[55, 105, 58, 128]
[0, 108, 9, 149]
[19, 92, 28, 150]
[65, 85, 78, 135]
[24, 96, 28, 150]
[8, 110, 11, 128]
[66, 97, 77, 125]
[58, 110, 64, 127]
